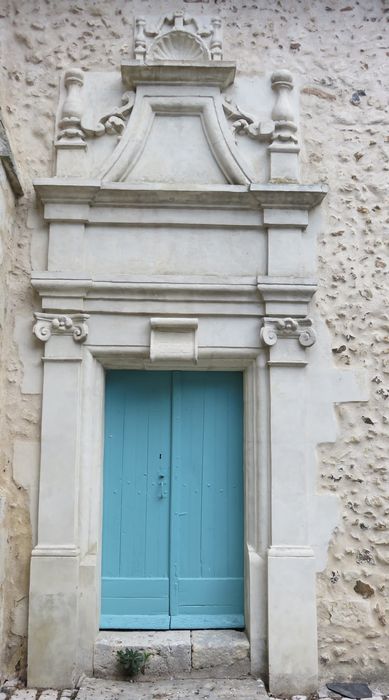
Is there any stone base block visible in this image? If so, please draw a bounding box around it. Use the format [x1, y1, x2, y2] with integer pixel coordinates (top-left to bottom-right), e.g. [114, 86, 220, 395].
[191, 630, 250, 678]
[94, 631, 191, 681]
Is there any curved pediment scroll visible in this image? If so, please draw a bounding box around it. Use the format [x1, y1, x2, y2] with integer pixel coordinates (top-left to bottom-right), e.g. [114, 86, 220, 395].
[98, 83, 254, 185]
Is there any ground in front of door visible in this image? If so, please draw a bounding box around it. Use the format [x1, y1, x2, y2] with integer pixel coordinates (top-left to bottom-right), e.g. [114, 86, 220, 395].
[2, 681, 389, 700]
[0, 677, 267, 699]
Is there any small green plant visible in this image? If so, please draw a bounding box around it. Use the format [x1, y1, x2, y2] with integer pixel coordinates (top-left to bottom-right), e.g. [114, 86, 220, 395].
[116, 647, 152, 677]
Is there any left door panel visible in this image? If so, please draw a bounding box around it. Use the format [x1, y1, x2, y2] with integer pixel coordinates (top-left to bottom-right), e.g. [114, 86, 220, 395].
[101, 371, 171, 629]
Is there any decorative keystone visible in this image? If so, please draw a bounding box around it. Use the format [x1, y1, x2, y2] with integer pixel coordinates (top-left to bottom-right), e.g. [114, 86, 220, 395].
[260, 317, 316, 348]
[33, 313, 89, 343]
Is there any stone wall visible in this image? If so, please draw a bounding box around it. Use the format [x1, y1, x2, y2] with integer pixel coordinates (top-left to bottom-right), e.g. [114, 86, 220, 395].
[0, 0, 387, 685]
[0, 109, 30, 683]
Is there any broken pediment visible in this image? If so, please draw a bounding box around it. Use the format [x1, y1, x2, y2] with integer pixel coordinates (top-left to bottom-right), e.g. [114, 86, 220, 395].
[54, 12, 301, 186]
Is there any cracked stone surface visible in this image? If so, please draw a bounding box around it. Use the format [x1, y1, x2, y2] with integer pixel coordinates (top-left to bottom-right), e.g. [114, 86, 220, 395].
[77, 677, 269, 699]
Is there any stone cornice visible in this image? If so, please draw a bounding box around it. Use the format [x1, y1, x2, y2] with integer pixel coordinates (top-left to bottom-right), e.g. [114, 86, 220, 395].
[33, 179, 328, 210]
[31, 273, 262, 311]
[121, 61, 236, 90]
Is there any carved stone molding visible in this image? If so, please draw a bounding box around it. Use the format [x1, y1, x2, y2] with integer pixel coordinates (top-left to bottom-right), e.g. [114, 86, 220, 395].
[134, 11, 223, 63]
[260, 317, 316, 348]
[222, 96, 274, 141]
[81, 91, 135, 139]
[33, 313, 89, 343]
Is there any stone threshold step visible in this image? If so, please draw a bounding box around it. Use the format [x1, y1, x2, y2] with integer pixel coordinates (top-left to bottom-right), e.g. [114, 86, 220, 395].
[94, 630, 250, 681]
[80, 677, 267, 700]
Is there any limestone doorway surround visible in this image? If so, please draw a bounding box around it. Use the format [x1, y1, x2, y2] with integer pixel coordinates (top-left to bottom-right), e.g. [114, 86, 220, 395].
[27, 12, 366, 695]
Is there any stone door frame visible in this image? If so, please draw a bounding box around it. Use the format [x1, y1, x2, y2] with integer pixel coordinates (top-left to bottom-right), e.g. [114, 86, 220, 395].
[28, 282, 321, 695]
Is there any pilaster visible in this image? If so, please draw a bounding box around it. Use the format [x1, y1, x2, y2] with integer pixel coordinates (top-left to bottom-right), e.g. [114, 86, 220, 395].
[27, 313, 89, 689]
[261, 317, 318, 694]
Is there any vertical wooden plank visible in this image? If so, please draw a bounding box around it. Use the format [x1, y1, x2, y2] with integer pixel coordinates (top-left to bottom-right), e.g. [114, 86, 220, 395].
[102, 371, 126, 578]
[171, 371, 244, 629]
[101, 370, 171, 629]
[169, 371, 181, 620]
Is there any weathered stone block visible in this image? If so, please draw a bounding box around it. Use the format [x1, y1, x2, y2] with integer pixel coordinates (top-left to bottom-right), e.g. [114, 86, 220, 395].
[191, 629, 250, 678]
[94, 630, 191, 681]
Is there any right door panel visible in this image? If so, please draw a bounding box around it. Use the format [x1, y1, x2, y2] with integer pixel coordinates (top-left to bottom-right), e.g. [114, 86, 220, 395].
[170, 371, 244, 629]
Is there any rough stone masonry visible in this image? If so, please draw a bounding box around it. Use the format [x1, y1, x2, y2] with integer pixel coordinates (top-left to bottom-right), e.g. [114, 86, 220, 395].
[0, 0, 388, 688]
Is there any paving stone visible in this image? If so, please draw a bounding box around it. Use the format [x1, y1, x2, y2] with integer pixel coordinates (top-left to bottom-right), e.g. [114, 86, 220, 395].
[94, 630, 191, 681]
[0, 693, 7, 700]
[371, 689, 389, 698]
[39, 692, 58, 699]
[319, 688, 332, 699]
[12, 691, 38, 699]
[78, 677, 268, 699]
[191, 629, 250, 678]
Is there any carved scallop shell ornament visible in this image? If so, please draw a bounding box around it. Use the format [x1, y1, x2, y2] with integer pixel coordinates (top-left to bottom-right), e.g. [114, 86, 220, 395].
[149, 30, 209, 62]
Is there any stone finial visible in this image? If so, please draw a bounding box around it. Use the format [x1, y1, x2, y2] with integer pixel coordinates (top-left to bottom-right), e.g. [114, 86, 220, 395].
[134, 17, 147, 62]
[210, 18, 223, 61]
[57, 68, 86, 146]
[173, 10, 185, 30]
[260, 317, 316, 348]
[270, 69, 298, 145]
[268, 69, 300, 181]
[33, 313, 89, 343]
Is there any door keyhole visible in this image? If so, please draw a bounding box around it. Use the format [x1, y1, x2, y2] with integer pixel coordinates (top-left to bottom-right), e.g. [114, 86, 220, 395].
[158, 474, 166, 499]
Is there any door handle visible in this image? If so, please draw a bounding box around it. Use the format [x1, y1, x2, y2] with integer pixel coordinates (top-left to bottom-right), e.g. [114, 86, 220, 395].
[158, 474, 167, 499]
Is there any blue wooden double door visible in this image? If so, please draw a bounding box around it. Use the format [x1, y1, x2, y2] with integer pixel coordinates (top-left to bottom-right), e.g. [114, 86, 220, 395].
[101, 370, 244, 630]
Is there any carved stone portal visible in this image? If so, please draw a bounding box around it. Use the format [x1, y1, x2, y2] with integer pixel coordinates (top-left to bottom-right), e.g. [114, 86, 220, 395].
[27, 11, 366, 697]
